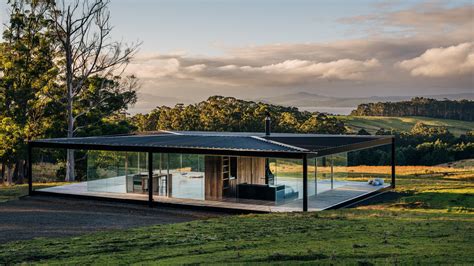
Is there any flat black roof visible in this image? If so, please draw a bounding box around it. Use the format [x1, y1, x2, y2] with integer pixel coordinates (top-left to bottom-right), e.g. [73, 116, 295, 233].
[30, 131, 393, 158]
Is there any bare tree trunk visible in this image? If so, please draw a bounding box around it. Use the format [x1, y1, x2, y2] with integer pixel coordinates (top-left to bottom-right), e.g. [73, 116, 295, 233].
[66, 149, 75, 181]
[50, 0, 140, 183]
[0, 161, 4, 185]
[17, 160, 25, 184]
[13, 161, 19, 184]
[65, 36, 75, 182]
[6, 165, 13, 186]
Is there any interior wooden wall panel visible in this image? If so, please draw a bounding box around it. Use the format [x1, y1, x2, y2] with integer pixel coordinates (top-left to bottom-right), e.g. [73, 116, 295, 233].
[205, 156, 266, 200]
[237, 157, 265, 185]
[205, 156, 222, 200]
[252, 157, 266, 184]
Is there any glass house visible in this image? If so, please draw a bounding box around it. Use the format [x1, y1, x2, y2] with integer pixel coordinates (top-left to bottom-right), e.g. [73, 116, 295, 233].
[28, 130, 395, 212]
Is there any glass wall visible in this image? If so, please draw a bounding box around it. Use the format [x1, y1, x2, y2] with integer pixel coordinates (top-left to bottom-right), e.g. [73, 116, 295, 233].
[87, 151, 148, 194]
[31, 143, 393, 212]
[31, 148, 90, 194]
[314, 156, 332, 194]
[347, 144, 392, 187]
[31, 147, 67, 184]
[331, 152, 348, 188]
[157, 153, 205, 200]
[268, 158, 303, 209]
[312, 144, 392, 196]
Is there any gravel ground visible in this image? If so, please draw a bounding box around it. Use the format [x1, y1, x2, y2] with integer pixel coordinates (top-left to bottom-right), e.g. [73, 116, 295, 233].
[0, 196, 224, 244]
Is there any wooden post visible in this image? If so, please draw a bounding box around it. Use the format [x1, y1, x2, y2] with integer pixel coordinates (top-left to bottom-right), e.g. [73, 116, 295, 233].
[148, 152, 153, 207]
[391, 137, 396, 188]
[303, 154, 308, 212]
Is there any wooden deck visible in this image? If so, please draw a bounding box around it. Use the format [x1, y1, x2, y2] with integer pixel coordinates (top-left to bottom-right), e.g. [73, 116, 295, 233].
[37, 180, 388, 212]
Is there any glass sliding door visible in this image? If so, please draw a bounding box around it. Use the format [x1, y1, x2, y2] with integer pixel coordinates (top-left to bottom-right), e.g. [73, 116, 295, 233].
[315, 156, 332, 194]
[331, 152, 348, 189]
[151, 153, 205, 200]
[87, 151, 147, 194]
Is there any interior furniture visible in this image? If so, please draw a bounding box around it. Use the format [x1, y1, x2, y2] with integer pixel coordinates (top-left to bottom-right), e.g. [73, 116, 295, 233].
[237, 183, 287, 202]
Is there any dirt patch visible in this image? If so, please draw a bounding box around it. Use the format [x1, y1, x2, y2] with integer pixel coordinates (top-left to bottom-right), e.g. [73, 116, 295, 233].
[0, 195, 224, 244]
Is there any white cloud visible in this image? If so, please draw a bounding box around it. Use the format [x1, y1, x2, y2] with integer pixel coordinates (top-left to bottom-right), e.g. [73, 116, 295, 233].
[127, 58, 180, 78]
[226, 58, 381, 81]
[129, 56, 381, 87]
[397, 42, 474, 77]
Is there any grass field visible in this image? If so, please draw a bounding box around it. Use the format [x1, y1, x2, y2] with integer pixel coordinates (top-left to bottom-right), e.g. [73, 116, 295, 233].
[0, 165, 473, 264]
[337, 115, 474, 136]
[0, 183, 69, 203]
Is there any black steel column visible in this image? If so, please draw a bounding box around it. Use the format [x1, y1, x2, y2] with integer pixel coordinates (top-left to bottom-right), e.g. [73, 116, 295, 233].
[303, 154, 308, 212]
[314, 158, 317, 195]
[148, 152, 153, 207]
[330, 156, 334, 190]
[28, 144, 32, 195]
[391, 137, 396, 188]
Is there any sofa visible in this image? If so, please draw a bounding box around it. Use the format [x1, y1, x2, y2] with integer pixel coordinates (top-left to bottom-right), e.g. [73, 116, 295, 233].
[237, 183, 297, 202]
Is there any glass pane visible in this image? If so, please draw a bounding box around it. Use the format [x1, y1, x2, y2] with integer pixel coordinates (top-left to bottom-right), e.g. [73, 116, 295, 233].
[272, 158, 303, 209]
[315, 156, 332, 194]
[348, 144, 392, 186]
[87, 151, 147, 194]
[308, 157, 316, 197]
[332, 152, 348, 188]
[31, 148, 67, 187]
[166, 153, 205, 200]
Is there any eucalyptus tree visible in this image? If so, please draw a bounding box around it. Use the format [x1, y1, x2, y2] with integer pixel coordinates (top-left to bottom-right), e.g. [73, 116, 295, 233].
[0, 0, 59, 184]
[350, 98, 474, 121]
[130, 96, 347, 134]
[47, 0, 140, 181]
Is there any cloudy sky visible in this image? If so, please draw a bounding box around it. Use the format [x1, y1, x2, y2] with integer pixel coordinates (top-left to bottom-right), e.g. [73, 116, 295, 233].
[1, 0, 473, 113]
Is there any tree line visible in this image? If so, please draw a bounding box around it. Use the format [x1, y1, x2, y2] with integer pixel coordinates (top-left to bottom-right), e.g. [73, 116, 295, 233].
[350, 123, 474, 166]
[350, 97, 474, 121]
[130, 96, 347, 134]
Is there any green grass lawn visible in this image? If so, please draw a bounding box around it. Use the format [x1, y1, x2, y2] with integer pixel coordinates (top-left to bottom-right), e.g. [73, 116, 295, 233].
[0, 184, 29, 202]
[0, 167, 473, 264]
[0, 183, 67, 203]
[337, 115, 474, 136]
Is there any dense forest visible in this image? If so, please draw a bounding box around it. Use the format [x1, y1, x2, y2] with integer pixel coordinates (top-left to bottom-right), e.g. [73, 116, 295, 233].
[130, 96, 346, 134]
[350, 97, 474, 121]
[350, 123, 474, 166]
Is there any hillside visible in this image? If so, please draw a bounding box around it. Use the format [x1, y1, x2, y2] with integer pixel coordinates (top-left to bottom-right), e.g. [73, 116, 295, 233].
[254, 92, 474, 108]
[338, 116, 474, 136]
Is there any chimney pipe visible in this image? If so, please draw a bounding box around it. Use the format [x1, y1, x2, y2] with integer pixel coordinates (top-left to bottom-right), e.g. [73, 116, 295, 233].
[265, 112, 271, 136]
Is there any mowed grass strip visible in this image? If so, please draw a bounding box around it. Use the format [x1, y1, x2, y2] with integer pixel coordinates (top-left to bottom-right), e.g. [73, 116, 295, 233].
[0, 183, 69, 202]
[0, 185, 29, 202]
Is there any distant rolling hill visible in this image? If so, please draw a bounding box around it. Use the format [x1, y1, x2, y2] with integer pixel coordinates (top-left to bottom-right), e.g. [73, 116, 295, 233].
[255, 92, 474, 109]
[337, 115, 474, 136]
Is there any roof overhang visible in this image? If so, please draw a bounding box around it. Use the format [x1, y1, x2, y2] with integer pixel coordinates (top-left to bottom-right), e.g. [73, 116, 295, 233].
[30, 131, 394, 159]
[29, 140, 309, 159]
